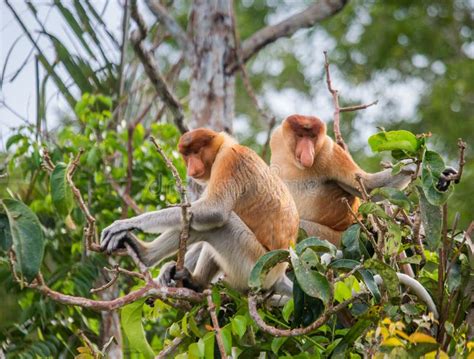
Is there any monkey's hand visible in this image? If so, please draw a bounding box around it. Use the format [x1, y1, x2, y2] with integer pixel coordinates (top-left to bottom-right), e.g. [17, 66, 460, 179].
[156, 261, 204, 292]
[100, 220, 136, 254]
[436, 167, 459, 192]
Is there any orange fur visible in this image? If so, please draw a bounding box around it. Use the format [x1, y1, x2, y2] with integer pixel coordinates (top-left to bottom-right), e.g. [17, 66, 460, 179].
[179, 129, 299, 251]
[271, 116, 365, 244]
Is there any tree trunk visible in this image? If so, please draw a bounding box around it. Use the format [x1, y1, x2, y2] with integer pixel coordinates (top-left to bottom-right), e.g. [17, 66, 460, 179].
[188, 0, 235, 132]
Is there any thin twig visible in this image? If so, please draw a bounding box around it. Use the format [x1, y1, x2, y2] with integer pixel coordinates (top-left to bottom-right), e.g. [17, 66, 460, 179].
[248, 291, 368, 337]
[156, 337, 184, 359]
[334, 262, 364, 283]
[206, 290, 228, 358]
[229, 3, 276, 159]
[323, 51, 378, 152]
[129, 2, 187, 133]
[445, 139, 466, 183]
[150, 137, 191, 283]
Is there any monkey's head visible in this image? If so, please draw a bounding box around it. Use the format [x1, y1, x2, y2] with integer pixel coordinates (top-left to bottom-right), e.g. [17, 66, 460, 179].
[282, 115, 327, 169]
[178, 128, 224, 184]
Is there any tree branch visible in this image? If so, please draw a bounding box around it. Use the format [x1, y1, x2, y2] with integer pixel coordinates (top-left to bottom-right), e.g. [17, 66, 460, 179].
[227, 0, 348, 72]
[129, 1, 188, 134]
[150, 137, 191, 284]
[206, 290, 228, 358]
[144, 0, 190, 59]
[248, 290, 368, 337]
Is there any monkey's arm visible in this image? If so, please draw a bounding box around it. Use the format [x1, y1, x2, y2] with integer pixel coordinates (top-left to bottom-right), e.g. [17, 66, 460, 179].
[327, 145, 416, 198]
[100, 197, 233, 254]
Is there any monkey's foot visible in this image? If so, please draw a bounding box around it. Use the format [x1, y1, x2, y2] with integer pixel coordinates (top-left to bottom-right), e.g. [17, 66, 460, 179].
[156, 261, 204, 292]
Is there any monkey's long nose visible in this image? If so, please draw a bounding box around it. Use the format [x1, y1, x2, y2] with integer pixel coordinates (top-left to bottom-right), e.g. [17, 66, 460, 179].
[296, 138, 315, 168]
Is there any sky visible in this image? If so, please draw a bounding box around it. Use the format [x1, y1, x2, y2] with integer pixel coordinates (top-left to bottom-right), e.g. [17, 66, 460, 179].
[0, 1, 123, 147]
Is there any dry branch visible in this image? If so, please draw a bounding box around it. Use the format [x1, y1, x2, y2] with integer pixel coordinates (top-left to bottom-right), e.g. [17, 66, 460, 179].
[206, 290, 228, 358]
[323, 51, 378, 152]
[130, 1, 188, 134]
[150, 137, 191, 282]
[144, 0, 190, 58]
[228, 0, 348, 72]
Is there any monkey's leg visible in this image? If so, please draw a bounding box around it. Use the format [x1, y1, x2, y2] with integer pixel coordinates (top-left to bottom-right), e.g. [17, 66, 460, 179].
[300, 219, 343, 246]
[201, 213, 287, 292]
[157, 243, 221, 290]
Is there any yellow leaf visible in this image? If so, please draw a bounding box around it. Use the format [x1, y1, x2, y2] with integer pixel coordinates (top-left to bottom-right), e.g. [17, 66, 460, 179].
[468, 351, 474, 359]
[408, 332, 437, 344]
[382, 337, 405, 347]
[76, 347, 91, 354]
[424, 350, 449, 359]
[468, 341, 474, 351]
[395, 330, 410, 340]
[379, 327, 390, 339]
[382, 318, 392, 325]
[205, 324, 214, 331]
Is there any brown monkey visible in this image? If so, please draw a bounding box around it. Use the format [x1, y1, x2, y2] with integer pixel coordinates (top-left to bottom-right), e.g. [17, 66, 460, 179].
[101, 129, 299, 292]
[270, 115, 416, 245]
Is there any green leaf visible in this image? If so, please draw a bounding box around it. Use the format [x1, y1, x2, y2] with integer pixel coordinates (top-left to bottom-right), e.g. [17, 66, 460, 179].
[290, 248, 330, 303]
[358, 202, 390, 220]
[221, 325, 232, 355]
[341, 224, 370, 260]
[421, 150, 453, 205]
[371, 187, 411, 211]
[282, 298, 294, 322]
[248, 249, 289, 290]
[328, 259, 381, 302]
[0, 213, 12, 251]
[368, 130, 419, 153]
[203, 331, 215, 359]
[271, 337, 288, 354]
[364, 259, 400, 299]
[121, 299, 155, 359]
[296, 237, 337, 256]
[231, 315, 247, 339]
[332, 319, 374, 356]
[1, 199, 45, 282]
[417, 187, 442, 251]
[50, 163, 75, 216]
[6, 134, 26, 150]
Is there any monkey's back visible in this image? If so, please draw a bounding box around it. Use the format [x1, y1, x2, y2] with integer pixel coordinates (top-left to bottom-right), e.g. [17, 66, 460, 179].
[211, 144, 299, 251]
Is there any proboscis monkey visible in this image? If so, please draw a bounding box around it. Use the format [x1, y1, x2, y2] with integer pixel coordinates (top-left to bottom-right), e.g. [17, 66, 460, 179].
[270, 115, 417, 246]
[101, 128, 299, 293]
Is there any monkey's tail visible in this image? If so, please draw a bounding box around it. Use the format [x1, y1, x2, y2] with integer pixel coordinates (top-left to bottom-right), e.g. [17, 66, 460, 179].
[374, 273, 438, 319]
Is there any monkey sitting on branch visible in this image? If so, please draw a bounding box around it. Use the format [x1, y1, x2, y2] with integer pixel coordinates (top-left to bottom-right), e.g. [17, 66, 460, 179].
[270, 114, 418, 246]
[100, 128, 299, 294]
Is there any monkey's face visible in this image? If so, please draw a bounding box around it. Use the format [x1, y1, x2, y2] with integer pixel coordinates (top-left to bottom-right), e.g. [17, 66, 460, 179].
[178, 128, 222, 183]
[282, 115, 326, 169]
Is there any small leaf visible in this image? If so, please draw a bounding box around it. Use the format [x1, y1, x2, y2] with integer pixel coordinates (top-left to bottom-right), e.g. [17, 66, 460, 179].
[203, 331, 215, 359]
[371, 187, 411, 211]
[358, 202, 390, 220]
[342, 224, 369, 260]
[421, 150, 453, 205]
[0, 213, 12, 251]
[365, 259, 400, 298]
[282, 299, 294, 322]
[248, 249, 289, 290]
[231, 315, 247, 339]
[296, 236, 337, 256]
[121, 299, 155, 359]
[290, 248, 330, 303]
[182, 312, 189, 336]
[6, 134, 26, 150]
[368, 130, 419, 154]
[418, 187, 442, 251]
[50, 163, 75, 216]
[408, 332, 437, 344]
[271, 337, 288, 354]
[221, 325, 232, 355]
[1, 199, 45, 282]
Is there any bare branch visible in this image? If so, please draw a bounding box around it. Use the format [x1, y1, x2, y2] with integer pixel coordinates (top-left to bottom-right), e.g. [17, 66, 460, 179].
[206, 290, 228, 358]
[150, 137, 191, 283]
[340, 100, 379, 113]
[144, 0, 190, 57]
[248, 290, 368, 337]
[445, 138, 467, 183]
[129, 3, 188, 134]
[156, 337, 184, 359]
[229, 3, 276, 160]
[230, 0, 348, 71]
[324, 51, 378, 151]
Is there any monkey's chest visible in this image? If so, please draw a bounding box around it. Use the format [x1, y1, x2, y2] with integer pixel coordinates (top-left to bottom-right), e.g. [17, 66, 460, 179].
[285, 179, 357, 231]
